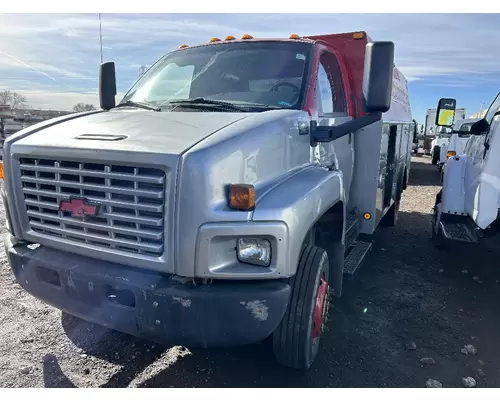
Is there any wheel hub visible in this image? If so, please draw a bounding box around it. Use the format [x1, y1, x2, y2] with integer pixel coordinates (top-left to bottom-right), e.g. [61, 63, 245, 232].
[313, 272, 328, 339]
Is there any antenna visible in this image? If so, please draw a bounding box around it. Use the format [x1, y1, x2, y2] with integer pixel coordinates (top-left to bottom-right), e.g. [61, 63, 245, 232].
[99, 13, 104, 64]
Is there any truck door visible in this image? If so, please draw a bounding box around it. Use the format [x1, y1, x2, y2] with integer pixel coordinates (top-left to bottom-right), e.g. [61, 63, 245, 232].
[314, 50, 353, 205]
[464, 93, 500, 229]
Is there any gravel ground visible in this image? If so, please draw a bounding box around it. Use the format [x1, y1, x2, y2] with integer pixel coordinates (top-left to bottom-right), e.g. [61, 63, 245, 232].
[1, 155, 500, 388]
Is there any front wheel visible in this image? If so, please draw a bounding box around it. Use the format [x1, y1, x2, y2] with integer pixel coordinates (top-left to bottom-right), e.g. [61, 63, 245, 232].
[272, 245, 330, 370]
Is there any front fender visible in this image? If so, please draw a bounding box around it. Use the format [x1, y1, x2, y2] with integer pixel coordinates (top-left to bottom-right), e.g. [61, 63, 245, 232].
[252, 166, 345, 276]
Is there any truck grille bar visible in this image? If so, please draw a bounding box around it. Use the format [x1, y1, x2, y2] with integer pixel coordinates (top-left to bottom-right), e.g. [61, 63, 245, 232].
[18, 157, 166, 257]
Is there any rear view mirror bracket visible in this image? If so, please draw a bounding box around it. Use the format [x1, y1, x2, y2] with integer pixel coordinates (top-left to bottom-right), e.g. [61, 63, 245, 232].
[310, 112, 382, 147]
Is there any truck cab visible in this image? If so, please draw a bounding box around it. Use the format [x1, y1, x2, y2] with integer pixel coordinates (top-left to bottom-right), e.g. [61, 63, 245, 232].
[431, 126, 452, 166]
[447, 118, 480, 158]
[1, 32, 413, 370]
[438, 118, 480, 180]
[432, 94, 500, 248]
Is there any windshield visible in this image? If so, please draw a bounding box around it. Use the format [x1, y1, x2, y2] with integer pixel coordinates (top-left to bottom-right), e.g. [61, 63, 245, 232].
[120, 41, 312, 111]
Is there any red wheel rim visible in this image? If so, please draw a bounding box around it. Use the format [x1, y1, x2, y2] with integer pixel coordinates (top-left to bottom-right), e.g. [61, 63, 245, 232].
[313, 272, 328, 339]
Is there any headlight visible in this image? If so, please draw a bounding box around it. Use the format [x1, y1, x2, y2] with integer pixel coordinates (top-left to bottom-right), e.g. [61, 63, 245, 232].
[237, 238, 271, 267]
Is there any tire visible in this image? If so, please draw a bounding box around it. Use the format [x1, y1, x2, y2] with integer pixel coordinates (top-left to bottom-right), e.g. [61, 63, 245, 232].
[403, 168, 408, 190]
[431, 191, 447, 250]
[380, 200, 400, 227]
[273, 245, 330, 370]
[431, 146, 440, 165]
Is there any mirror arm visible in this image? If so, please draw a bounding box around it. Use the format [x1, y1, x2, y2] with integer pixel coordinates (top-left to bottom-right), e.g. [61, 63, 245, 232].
[310, 112, 382, 147]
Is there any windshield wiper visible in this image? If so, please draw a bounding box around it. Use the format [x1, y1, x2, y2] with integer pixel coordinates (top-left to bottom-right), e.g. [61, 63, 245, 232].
[162, 98, 250, 111]
[115, 100, 160, 112]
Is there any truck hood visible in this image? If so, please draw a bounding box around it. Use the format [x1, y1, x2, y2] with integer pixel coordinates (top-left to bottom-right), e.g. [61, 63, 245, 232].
[13, 109, 252, 154]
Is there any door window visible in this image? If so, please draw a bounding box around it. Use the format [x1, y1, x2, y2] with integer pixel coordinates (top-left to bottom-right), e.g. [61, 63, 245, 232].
[316, 52, 347, 117]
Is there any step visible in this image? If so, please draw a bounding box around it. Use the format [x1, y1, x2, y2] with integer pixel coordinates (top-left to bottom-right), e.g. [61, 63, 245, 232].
[345, 211, 359, 233]
[345, 211, 360, 250]
[343, 240, 372, 277]
[440, 221, 480, 244]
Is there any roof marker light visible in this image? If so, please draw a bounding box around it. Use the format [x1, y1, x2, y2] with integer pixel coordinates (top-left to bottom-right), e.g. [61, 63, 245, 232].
[225, 35, 236, 41]
[353, 32, 365, 40]
[178, 44, 189, 49]
[241, 34, 254, 40]
[289, 34, 300, 39]
[209, 37, 221, 43]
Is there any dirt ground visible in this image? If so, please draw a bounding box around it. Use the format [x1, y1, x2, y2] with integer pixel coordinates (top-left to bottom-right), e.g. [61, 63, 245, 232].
[1, 155, 500, 388]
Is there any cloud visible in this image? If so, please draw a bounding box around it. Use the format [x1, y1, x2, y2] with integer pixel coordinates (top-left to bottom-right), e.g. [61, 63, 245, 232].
[0, 13, 499, 110]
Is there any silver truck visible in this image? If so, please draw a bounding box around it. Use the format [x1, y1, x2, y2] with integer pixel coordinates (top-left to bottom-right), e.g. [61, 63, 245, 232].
[1, 31, 414, 370]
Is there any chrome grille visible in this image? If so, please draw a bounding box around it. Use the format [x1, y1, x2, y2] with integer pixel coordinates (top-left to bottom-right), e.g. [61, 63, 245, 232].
[19, 157, 166, 257]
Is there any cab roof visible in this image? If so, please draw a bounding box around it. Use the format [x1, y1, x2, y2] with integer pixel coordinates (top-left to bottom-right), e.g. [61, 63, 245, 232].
[173, 32, 369, 52]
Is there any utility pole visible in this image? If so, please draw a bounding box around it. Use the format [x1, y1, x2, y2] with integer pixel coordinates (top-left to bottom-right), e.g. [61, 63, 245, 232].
[98, 13, 104, 64]
[478, 102, 485, 117]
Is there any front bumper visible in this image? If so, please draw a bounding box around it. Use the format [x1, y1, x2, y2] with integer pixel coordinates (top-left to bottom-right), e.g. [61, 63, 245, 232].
[5, 234, 291, 347]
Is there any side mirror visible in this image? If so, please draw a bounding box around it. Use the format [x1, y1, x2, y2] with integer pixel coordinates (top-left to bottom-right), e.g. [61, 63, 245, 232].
[309, 41, 394, 146]
[435, 98, 456, 127]
[362, 41, 395, 113]
[99, 62, 117, 111]
[469, 118, 489, 135]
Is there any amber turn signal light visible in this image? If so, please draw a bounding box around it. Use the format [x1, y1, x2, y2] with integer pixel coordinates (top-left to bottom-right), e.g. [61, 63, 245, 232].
[0, 162, 4, 180]
[447, 151, 457, 158]
[229, 184, 255, 211]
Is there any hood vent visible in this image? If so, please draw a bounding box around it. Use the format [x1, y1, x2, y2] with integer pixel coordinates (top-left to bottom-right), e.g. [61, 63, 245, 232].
[75, 133, 127, 141]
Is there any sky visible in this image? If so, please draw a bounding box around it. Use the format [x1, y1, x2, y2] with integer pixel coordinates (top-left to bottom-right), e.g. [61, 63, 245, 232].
[0, 13, 499, 124]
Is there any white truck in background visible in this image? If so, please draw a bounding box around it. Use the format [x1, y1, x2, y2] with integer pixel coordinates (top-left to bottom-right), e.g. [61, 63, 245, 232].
[427, 107, 465, 164]
[446, 118, 480, 158]
[432, 94, 500, 248]
[437, 118, 479, 183]
[422, 108, 437, 155]
[431, 126, 452, 166]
